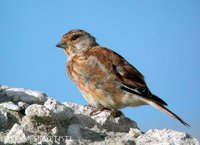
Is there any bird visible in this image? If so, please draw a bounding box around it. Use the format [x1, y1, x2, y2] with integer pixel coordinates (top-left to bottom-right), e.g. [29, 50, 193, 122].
[56, 29, 189, 126]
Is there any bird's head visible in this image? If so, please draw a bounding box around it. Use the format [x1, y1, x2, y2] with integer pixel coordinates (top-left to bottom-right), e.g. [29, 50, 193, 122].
[56, 29, 98, 57]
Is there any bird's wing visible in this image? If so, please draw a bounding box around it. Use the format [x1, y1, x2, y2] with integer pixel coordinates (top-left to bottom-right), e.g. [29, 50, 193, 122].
[86, 46, 189, 126]
[87, 46, 167, 106]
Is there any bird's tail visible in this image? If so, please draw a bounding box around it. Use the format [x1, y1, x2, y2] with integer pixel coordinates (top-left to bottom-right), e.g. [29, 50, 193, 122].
[143, 98, 190, 126]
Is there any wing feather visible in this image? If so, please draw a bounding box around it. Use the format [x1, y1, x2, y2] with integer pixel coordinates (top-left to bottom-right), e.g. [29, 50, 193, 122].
[87, 46, 167, 105]
[85, 46, 189, 126]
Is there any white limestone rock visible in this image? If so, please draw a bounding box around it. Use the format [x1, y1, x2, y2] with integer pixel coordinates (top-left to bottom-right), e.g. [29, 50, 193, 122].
[25, 99, 73, 121]
[0, 85, 199, 145]
[136, 129, 199, 145]
[44, 98, 73, 120]
[0, 85, 48, 104]
[18, 101, 29, 110]
[44, 99, 73, 120]
[64, 102, 91, 115]
[64, 102, 137, 132]
[4, 123, 28, 144]
[25, 104, 51, 118]
[51, 127, 59, 136]
[91, 110, 138, 132]
[2, 101, 21, 111]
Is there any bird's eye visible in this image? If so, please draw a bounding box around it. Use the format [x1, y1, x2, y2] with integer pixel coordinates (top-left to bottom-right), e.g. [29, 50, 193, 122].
[71, 35, 81, 41]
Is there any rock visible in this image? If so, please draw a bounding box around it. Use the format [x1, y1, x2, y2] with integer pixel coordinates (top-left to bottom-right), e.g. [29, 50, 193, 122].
[91, 111, 137, 132]
[0, 85, 9, 90]
[65, 127, 141, 145]
[0, 110, 8, 130]
[25, 104, 51, 119]
[51, 127, 59, 135]
[64, 102, 137, 132]
[0, 85, 48, 104]
[64, 102, 90, 115]
[67, 124, 83, 139]
[0, 85, 10, 102]
[136, 129, 199, 145]
[0, 85, 199, 145]
[18, 101, 29, 108]
[44, 98, 73, 121]
[25, 99, 73, 121]
[64, 102, 96, 128]
[4, 123, 28, 144]
[2, 101, 21, 111]
[67, 124, 107, 142]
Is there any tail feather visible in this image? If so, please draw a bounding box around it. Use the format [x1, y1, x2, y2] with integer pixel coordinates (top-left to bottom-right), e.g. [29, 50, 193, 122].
[143, 98, 190, 126]
[152, 94, 168, 106]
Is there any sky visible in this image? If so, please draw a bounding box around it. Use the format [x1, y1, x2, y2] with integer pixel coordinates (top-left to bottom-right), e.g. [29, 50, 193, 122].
[0, 0, 200, 140]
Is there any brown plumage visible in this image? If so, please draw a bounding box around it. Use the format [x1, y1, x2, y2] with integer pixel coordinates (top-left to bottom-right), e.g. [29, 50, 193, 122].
[56, 29, 189, 126]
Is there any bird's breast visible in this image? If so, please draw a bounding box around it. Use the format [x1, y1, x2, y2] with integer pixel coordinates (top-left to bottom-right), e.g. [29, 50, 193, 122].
[66, 54, 146, 108]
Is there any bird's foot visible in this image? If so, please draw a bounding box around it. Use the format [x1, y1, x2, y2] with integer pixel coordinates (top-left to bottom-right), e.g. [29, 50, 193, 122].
[90, 105, 111, 116]
[89, 105, 122, 118]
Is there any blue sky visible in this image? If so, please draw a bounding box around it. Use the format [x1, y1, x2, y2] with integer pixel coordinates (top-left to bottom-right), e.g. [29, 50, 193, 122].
[1, 0, 200, 140]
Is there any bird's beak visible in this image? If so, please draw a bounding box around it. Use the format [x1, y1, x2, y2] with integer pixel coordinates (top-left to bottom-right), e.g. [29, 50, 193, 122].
[56, 41, 68, 49]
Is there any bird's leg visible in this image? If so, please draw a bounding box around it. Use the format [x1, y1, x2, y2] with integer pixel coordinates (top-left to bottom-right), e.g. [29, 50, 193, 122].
[89, 105, 122, 118]
[90, 105, 111, 116]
